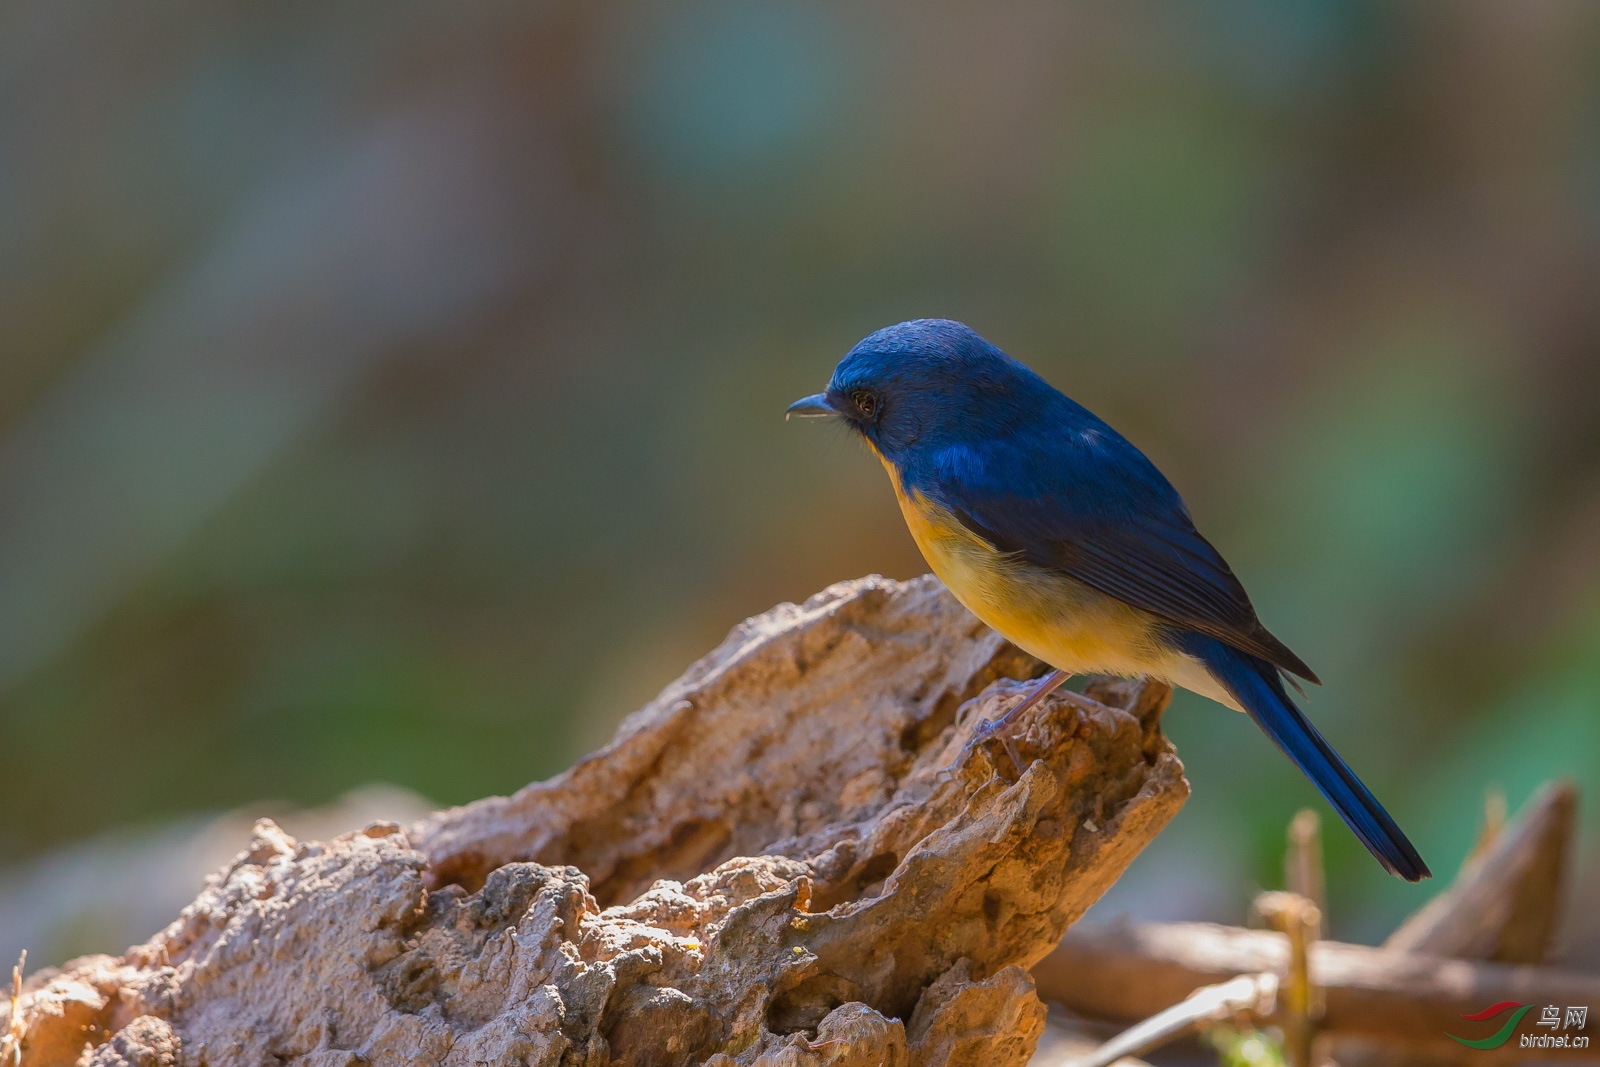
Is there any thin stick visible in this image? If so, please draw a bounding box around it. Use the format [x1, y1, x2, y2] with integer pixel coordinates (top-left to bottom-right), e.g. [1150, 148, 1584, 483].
[1257, 892, 1323, 1067]
[3, 950, 24, 1067]
[1059, 973, 1277, 1067]
[1285, 809, 1326, 919]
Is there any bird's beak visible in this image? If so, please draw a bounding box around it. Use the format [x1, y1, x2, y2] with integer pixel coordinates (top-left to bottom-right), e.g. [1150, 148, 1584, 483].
[786, 393, 836, 420]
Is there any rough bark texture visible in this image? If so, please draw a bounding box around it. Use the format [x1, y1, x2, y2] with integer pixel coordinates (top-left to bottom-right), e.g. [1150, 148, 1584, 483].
[1, 575, 1188, 1067]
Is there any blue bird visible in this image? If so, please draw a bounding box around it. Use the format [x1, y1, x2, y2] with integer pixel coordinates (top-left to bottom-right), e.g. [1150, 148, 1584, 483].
[789, 319, 1429, 881]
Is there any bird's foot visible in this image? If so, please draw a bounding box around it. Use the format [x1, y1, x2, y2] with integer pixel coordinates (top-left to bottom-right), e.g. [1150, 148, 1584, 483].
[964, 713, 1028, 774]
[947, 669, 1069, 775]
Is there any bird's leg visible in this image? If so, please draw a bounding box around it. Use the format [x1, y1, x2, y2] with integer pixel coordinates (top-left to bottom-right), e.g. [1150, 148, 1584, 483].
[963, 668, 1069, 773]
[986, 668, 1070, 734]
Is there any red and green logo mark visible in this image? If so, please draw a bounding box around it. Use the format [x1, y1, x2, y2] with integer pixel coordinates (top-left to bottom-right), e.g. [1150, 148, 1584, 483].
[1447, 1001, 1535, 1050]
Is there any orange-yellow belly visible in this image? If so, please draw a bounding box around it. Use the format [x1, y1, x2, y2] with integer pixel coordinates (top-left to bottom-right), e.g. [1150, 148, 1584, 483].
[883, 463, 1239, 709]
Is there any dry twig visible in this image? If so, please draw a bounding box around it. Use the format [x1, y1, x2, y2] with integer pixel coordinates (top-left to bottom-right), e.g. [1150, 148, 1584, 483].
[2, 951, 23, 1067]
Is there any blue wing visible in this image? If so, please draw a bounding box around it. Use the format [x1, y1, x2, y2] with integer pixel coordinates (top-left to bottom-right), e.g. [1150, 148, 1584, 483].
[903, 405, 1319, 684]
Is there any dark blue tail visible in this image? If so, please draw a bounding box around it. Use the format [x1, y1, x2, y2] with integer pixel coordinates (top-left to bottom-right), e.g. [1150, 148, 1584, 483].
[1181, 633, 1430, 882]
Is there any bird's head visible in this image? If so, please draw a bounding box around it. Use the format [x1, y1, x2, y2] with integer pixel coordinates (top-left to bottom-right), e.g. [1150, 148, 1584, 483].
[787, 319, 1050, 463]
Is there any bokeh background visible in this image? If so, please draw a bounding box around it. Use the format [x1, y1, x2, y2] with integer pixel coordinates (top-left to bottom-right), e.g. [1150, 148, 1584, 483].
[3, 0, 1598, 971]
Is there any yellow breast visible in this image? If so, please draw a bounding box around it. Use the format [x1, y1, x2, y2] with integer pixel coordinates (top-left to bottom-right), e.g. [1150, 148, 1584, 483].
[882, 457, 1169, 679]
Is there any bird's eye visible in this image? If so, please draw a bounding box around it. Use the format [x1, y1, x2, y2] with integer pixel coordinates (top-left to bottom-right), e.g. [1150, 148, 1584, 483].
[852, 390, 879, 417]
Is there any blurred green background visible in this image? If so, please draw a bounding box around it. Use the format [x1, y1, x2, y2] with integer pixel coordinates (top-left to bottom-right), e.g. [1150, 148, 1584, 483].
[2, 0, 1598, 962]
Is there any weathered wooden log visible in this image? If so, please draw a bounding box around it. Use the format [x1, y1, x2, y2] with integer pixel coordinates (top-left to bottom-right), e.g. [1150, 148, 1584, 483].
[1384, 779, 1576, 964]
[1334, 779, 1579, 1067]
[1035, 921, 1600, 1062]
[0, 576, 1188, 1067]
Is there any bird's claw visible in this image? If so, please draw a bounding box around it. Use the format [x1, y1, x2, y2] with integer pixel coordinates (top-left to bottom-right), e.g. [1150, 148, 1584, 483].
[943, 669, 1069, 776]
[947, 710, 1028, 775]
[997, 733, 1026, 775]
